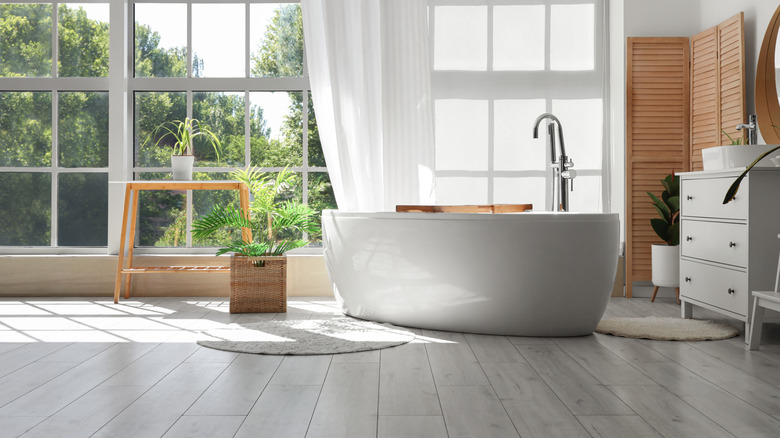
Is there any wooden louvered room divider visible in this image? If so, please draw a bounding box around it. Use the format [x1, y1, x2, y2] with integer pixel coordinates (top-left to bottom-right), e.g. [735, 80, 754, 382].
[690, 13, 746, 171]
[625, 37, 690, 298]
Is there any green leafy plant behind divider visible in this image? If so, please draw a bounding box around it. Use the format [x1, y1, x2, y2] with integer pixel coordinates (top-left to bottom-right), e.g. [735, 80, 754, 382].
[191, 167, 320, 259]
[721, 129, 744, 145]
[647, 174, 680, 246]
[151, 117, 221, 158]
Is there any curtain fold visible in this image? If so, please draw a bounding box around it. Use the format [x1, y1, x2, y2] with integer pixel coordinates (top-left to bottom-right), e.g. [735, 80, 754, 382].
[302, 0, 435, 212]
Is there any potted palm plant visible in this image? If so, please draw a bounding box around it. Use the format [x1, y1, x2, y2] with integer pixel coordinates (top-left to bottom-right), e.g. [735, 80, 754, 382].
[152, 117, 221, 180]
[191, 167, 320, 313]
[647, 173, 680, 303]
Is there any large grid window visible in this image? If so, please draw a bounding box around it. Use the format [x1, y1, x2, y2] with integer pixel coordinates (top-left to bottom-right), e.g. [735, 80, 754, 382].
[430, 0, 608, 213]
[131, 1, 334, 249]
[0, 2, 110, 248]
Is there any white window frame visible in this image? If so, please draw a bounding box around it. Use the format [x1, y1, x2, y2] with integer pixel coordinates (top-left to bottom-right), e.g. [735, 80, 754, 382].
[429, 0, 610, 212]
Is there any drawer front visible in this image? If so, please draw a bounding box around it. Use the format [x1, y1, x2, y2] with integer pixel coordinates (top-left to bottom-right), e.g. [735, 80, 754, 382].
[680, 260, 748, 316]
[681, 177, 748, 220]
[681, 220, 747, 267]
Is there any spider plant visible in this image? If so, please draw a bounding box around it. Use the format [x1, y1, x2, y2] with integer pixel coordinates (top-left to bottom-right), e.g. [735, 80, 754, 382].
[191, 167, 320, 258]
[723, 125, 780, 204]
[721, 129, 744, 145]
[152, 117, 222, 159]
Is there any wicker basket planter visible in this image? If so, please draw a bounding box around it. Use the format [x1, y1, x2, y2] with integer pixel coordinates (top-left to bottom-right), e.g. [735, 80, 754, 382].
[229, 255, 287, 313]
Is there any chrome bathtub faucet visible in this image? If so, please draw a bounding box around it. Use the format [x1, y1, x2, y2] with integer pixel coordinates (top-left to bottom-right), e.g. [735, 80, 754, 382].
[532, 113, 576, 212]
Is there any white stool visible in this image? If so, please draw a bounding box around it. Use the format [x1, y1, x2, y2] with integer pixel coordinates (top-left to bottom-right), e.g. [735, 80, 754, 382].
[748, 239, 780, 350]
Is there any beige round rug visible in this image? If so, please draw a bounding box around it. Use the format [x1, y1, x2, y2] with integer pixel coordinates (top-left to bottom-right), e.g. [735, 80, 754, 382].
[197, 318, 415, 355]
[595, 317, 739, 341]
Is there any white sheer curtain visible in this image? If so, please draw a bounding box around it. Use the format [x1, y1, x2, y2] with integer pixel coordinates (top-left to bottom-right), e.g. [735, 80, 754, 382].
[301, 0, 435, 212]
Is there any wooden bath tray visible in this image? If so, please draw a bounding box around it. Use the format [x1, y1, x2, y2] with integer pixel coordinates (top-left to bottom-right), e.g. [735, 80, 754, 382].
[396, 204, 533, 213]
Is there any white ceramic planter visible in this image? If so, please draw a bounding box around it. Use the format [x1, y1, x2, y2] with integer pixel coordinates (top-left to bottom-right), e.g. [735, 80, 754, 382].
[651, 244, 680, 288]
[171, 155, 194, 180]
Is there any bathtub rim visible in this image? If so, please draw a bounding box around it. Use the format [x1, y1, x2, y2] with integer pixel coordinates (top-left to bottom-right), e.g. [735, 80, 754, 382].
[323, 209, 619, 223]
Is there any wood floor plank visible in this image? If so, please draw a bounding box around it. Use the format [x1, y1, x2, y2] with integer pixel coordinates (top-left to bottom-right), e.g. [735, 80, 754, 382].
[592, 333, 671, 364]
[234, 385, 321, 438]
[437, 386, 519, 438]
[689, 339, 780, 386]
[377, 416, 447, 438]
[516, 344, 634, 415]
[379, 342, 441, 416]
[187, 354, 283, 416]
[482, 363, 590, 438]
[102, 343, 199, 387]
[307, 362, 380, 438]
[20, 385, 150, 438]
[0, 362, 76, 408]
[0, 416, 46, 438]
[636, 361, 780, 437]
[162, 416, 245, 438]
[0, 343, 155, 417]
[0, 343, 69, 378]
[609, 385, 734, 438]
[555, 336, 656, 385]
[331, 350, 380, 363]
[577, 415, 663, 438]
[185, 346, 239, 363]
[269, 355, 332, 386]
[423, 330, 489, 386]
[644, 340, 780, 415]
[35, 342, 114, 363]
[465, 334, 527, 363]
[92, 362, 228, 438]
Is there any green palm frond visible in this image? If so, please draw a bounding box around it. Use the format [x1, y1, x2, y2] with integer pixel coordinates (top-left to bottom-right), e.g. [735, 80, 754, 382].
[191, 205, 253, 239]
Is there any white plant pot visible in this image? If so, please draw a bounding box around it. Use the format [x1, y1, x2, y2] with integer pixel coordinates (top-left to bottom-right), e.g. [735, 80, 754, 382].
[651, 244, 680, 288]
[171, 155, 194, 181]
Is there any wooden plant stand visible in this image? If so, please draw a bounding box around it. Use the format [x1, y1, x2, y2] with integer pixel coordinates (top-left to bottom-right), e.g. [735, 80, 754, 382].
[113, 181, 251, 303]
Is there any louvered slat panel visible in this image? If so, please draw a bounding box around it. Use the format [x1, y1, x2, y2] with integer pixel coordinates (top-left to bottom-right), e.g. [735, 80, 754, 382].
[719, 13, 746, 146]
[626, 37, 690, 298]
[690, 27, 718, 171]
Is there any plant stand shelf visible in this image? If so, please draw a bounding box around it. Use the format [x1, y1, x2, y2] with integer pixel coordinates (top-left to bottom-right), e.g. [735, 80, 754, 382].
[113, 181, 251, 303]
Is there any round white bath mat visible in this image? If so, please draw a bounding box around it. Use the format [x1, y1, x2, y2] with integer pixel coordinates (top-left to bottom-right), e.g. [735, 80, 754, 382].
[596, 317, 739, 341]
[197, 317, 415, 355]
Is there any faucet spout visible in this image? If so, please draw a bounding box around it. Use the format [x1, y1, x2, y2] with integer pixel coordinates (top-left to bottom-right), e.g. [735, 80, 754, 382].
[532, 113, 574, 212]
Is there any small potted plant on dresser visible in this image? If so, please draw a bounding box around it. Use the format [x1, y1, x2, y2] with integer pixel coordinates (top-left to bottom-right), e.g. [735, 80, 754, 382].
[152, 117, 221, 180]
[647, 173, 681, 304]
[191, 167, 320, 313]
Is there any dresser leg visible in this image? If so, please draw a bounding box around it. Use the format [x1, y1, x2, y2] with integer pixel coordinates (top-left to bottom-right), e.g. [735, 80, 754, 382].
[681, 301, 693, 319]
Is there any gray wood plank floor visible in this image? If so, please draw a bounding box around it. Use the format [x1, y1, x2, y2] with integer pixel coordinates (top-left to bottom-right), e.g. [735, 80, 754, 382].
[0, 296, 779, 438]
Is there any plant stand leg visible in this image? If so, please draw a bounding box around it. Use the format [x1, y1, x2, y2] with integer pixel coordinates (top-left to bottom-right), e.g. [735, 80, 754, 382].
[675, 287, 680, 305]
[650, 286, 659, 302]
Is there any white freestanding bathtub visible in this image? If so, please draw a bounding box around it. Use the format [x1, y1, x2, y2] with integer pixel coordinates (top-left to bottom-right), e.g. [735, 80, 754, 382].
[322, 210, 619, 337]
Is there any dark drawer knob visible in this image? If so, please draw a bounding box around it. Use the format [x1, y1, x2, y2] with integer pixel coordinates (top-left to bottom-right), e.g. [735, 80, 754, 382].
[685, 277, 692, 282]
[729, 241, 737, 248]
[686, 236, 693, 241]
[728, 288, 735, 294]
[686, 195, 693, 200]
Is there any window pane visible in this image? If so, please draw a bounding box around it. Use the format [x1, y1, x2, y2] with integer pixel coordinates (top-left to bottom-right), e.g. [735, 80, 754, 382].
[192, 3, 245, 77]
[0, 3, 52, 77]
[250, 3, 303, 77]
[0, 92, 52, 167]
[494, 99, 546, 171]
[58, 3, 109, 77]
[307, 172, 335, 243]
[308, 92, 325, 167]
[58, 173, 107, 246]
[134, 91, 186, 167]
[433, 6, 487, 71]
[192, 173, 240, 247]
[568, 175, 601, 212]
[0, 172, 51, 246]
[136, 173, 185, 247]
[552, 99, 603, 169]
[435, 99, 488, 171]
[493, 5, 544, 71]
[250, 91, 302, 167]
[494, 177, 546, 211]
[134, 3, 186, 78]
[193, 92, 245, 167]
[59, 91, 108, 167]
[551, 4, 594, 71]
[435, 177, 487, 204]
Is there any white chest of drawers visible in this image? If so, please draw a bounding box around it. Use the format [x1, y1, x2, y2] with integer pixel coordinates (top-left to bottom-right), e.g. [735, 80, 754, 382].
[678, 168, 780, 338]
